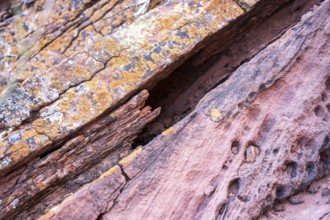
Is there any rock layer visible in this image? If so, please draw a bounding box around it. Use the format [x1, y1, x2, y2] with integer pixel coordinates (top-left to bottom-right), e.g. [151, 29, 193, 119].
[0, 0, 166, 91]
[0, 0, 246, 178]
[0, 0, 329, 219]
[39, 1, 330, 219]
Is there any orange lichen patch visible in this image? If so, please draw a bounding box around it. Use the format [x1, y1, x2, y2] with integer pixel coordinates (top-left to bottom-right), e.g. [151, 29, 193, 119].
[64, 25, 103, 57]
[119, 147, 143, 166]
[94, 0, 165, 36]
[107, 55, 133, 70]
[0, 52, 103, 129]
[31, 77, 114, 140]
[32, 118, 61, 140]
[162, 127, 175, 136]
[97, 5, 136, 36]
[10, 143, 30, 161]
[86, 37, 123, 63]
[20, 127, 38, 140]
[0, 127, 52, 172]
[90, 0, 118, 22]
[47, 53, 104, 91]
[0, 0, 99, 89]
[0, 0, 169, 93]
[0, 139, 9, 159]
[22, 50, 65, 78]
[46, 27, 78, 54]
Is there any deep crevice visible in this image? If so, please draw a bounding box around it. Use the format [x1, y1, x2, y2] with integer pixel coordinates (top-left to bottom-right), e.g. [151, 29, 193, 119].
[133, 0, 319, 148]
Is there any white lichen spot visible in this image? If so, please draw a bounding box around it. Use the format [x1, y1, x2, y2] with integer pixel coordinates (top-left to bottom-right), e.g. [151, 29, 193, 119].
[40, 105, 61, 118]
[47, 111, 64, 124]
[165, 57, 172, 64]
[77, 84, 90, 95]
[1, 157, 11, 167]
[134, 0, 150, 17]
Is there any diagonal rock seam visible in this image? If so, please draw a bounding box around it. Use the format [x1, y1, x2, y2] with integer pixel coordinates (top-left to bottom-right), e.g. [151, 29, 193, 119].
[0, 90, 160, 219]
[0, 0, 328, 219]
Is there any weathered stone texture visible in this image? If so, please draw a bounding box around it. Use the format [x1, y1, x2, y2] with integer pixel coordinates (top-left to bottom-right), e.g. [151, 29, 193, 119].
[0, 0, 244, 179]
[38, 1, 330, 219]
[0, 0, 328, 219]
[99, 3, 330, 219]
[261, 174, 330, 219]
[0, 0, 165, 91]
[0, 90, 159, 219]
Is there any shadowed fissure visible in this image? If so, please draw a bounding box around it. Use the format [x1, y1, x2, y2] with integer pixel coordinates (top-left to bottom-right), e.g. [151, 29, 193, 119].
[132, 0, 319, 148]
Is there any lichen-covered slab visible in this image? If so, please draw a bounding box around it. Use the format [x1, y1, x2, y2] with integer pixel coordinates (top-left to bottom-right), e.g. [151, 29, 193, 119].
[0, 0, 245, 177]
[0, 0, 165, 92]
[0, 90, 160, 220]
[0, 52, 104, 128]
[38, 1, 330, 219]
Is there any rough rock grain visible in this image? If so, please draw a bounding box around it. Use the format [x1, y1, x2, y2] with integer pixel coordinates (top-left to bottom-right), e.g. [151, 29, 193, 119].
[38, 1, 330, 219]
[0, 0, 247, 179]
[0, 0, 328, 219]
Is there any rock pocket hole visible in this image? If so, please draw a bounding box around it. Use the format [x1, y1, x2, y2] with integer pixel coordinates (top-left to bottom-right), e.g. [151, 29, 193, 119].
[231, 140, 241, 154]
[284, 161, 298, 178]
[228, 178, 240, 199]
[275, 185, 289, 200]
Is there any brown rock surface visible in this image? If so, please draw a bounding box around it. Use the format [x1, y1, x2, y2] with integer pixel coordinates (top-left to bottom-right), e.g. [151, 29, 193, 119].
[0, 0, 329, 219]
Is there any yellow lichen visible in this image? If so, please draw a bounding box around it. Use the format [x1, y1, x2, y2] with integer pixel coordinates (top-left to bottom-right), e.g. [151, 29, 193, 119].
[211, 108, 221, 121]
[119, 147, 142, 166]
[162, 127, 175, 136]
[96, 165, 120, 182]
[38, 207, 56, 220]
[10, 142, 30, 161]
[21, 128, 38, 140]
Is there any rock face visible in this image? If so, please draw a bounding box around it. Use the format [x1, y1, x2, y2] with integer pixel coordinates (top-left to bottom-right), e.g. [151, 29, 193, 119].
[0, 0, 329, 219]
[0, 0, 166, 91]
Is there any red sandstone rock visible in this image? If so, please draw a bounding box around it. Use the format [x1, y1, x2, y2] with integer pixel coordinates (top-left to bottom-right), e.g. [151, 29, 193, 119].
[40, 1, 330, 219]
[0, 0, 329, 219]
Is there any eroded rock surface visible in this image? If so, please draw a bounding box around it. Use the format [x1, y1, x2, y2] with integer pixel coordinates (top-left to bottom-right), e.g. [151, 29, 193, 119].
[262, 174, 330, 219]
[0, 0, 166, 91]
[0, 0, 245, 178]
[0, 0, 253, 218]
[0, 0, 329, 219]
